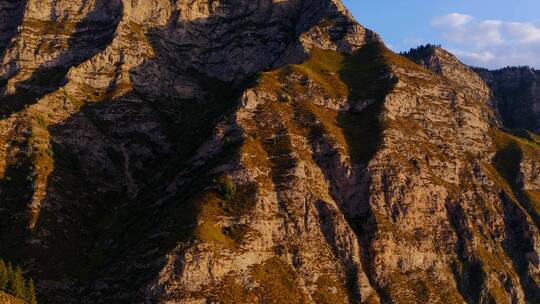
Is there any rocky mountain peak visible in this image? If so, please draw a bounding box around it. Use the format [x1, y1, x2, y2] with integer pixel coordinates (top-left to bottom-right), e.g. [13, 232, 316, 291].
[402, 44, 490, 93]
[0, 1, 540, 304]
[0, 0, 375, 87]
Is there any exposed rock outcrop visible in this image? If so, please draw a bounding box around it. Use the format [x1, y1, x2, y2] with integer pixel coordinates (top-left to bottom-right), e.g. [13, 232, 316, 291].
[475, 67, 540, 133]
[0, 2, 539, 304]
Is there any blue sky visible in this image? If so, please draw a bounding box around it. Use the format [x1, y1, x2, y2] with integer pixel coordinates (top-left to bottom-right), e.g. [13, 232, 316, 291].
[342, 0, 540, 68]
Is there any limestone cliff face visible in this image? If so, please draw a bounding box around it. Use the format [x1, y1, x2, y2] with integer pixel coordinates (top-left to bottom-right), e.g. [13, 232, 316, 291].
[475, 67, 540, 133]
[0, 2, 539, 304]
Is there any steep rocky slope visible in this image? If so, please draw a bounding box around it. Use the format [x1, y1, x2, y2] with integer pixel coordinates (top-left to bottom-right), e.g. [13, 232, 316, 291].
[0, 1, 539, 304]
[475, 67, 540, 133]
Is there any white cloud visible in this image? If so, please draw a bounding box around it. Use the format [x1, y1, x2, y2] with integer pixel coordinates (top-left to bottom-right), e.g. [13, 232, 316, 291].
[431, 13, 473, 27]
[432, 13, 540, 68]
[503, 22, 540, 43]
[432, 15, 503, 46]
[448, 49, 496, 63]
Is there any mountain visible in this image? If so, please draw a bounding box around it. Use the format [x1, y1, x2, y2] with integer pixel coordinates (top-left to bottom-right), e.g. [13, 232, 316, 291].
[474, 66, 540, 134]
[0, 1, 539, 303]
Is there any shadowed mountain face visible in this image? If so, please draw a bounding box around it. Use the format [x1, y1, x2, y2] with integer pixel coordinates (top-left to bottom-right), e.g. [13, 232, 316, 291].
[474, 67, 540, 133]
[0, 2, 539, 304]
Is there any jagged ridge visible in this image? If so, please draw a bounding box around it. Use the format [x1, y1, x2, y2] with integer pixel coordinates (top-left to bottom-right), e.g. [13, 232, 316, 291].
[0, 2, 539, 304]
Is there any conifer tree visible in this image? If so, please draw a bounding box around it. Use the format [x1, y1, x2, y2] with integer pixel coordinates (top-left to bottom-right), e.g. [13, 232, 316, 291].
[9, 266, 25, 299]
[0, 260, 38, 302]
[0, 259, 8, 292]
[6, 262, 14, 294]
[25, 278, 37, 304]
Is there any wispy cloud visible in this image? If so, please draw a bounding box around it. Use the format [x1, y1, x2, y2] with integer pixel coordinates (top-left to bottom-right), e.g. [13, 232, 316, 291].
[431, 13, 473, 27]
[448, 49, 496, 63]
[432, 13, 540, 68]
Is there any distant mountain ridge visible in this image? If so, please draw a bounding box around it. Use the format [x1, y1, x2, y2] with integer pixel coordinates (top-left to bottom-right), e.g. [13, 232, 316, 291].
[474, 66, 540, 133]
[404, 44, 540, 134]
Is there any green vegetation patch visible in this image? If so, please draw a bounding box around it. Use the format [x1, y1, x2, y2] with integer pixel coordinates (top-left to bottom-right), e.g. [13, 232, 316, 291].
[212, 275, 255, 303]
[0, 259, 37, 304]
[312, 275, 348, 304]
[382, 270, 464, 304]
[290, 48, 349, 98]
[253, 42, 396, 167]
[192, 179, 257, 246]
[22, 19, 75, 36]
[251, 257, 307, 304]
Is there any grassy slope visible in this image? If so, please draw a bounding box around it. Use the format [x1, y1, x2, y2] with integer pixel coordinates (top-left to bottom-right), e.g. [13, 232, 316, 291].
[254, 42, 398, 164]
[491, 128, 540, 224]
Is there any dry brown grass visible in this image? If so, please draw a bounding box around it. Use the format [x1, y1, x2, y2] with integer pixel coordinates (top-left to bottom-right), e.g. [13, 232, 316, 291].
[0, 292, 26, 304]
[251, 257, 307, 304]
[312, 275, 348, 304]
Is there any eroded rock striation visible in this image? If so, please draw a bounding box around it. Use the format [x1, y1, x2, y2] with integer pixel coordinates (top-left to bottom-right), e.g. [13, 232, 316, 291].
[0, 2, 539, 304]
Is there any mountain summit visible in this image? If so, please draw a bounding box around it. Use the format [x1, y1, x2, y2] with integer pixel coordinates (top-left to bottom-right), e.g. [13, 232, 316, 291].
[0, 1, 539, 303]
